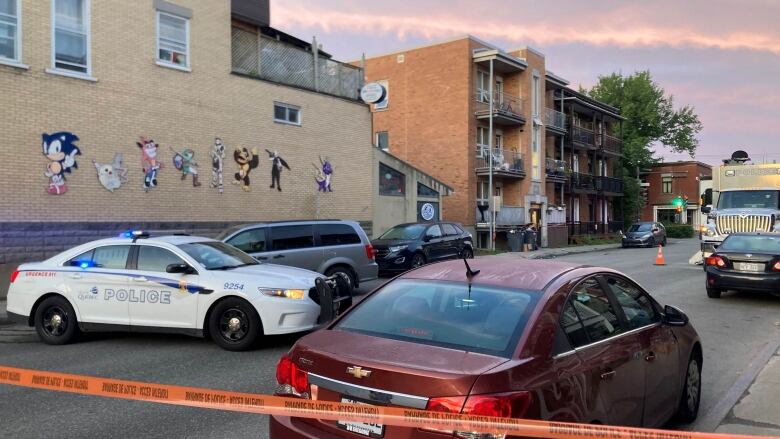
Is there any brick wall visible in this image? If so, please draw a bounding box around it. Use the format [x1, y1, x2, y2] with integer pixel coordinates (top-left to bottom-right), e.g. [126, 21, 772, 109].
[0, 1, 374, 227]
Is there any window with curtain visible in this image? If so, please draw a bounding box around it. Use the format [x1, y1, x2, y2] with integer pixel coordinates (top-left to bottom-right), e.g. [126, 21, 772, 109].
[53, 0, 89, 74]
[0, 0, 19, 61]
[157, 11, 188, 67]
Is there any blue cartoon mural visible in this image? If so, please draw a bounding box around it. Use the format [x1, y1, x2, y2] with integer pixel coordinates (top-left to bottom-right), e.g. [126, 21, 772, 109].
[137, 136, 163, 191]
[42, 132, 82, 195]
[314, 155, 333, 192]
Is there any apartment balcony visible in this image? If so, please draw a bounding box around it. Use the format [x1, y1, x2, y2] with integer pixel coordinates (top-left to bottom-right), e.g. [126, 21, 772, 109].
[545, 158, 569, 183]
[595, 176, 624, 195]
[475, 204, 526, 229]
[570, 172, 597, 192]
[601, 134, 623, 155]
[475, 148, 525, 178]
[545, 108, 567, 135]
[474, 92, 526, 126]
[569, 125, 596, 149]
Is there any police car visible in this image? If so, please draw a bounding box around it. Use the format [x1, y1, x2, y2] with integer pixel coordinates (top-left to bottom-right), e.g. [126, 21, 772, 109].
[7, 231, 344, 351]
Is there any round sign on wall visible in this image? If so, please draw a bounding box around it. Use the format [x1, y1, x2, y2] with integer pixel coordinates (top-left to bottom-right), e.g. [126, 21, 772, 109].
[360, 83, 386, 104]
[420, 203, 436, 221]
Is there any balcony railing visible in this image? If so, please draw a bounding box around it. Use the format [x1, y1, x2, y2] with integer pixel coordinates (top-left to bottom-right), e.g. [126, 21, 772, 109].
[545, 158, 569, 177]
[475, 91, 525, 123]
[570, 125, 595, 146]
[475, 204, 526, 226]
[571, 172, 596, 190]
[602, 134, 623, 154]
[596, 176, 624, 193]
[231, 27, 362, 100]
[545, 108, 567, 132]
[475, 148, 525, 177]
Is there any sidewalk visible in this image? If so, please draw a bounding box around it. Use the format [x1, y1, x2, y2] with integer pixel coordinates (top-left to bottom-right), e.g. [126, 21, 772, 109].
[492, 242, 622, 259]
[716, 347, 780, 436]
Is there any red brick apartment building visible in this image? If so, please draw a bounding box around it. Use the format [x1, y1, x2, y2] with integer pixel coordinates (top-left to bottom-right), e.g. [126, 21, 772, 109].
[362, 36, 625, 248]
[640, 162, 713, 227]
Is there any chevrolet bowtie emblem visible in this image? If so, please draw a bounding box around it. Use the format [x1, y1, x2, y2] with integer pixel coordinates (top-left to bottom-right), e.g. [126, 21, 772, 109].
[346, 366, 371, 379]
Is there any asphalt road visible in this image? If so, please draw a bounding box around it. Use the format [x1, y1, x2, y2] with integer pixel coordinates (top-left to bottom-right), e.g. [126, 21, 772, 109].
[0, 239, 778, 438]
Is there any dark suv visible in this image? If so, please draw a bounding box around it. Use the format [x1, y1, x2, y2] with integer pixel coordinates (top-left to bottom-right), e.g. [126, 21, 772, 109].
[372, 222, 473, 274]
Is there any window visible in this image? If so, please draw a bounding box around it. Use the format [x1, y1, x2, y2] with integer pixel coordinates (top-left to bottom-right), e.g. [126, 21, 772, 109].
[376, 131, 389, 150]
[531, 125, 541, 180]
[560, 300, 589, 348]
[566, 278, 622, 344]
[0, 0, 20, 62]
[177, 241, 258, 270]
[274, 102, 301, 125]
[476, 126, 489, 157]
[604, 276, 659, 329]
[137, 246, 186, 272]
[662, 176, 672, 194]
[476, 70, 489, 102]
[441, 223, 458, 236]
[379, 163, 405, 196]
[226, 228, 267, 253]
[68, 245, 130, 269]
[52, 0, 90, 75]
[271, 225, 314, 251]
[417, 182, 439, 198]
[157, 11, 189, 69]
[425, 225, 442, 239]
[317, 224, 361, 246]
[336, 279, 539, 357]
[374, 79, 388, 110]
[532, 72, 540, 116]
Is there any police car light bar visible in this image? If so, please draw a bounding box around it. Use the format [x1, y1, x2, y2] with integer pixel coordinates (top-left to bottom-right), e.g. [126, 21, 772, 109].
[119, 230, 151, 242]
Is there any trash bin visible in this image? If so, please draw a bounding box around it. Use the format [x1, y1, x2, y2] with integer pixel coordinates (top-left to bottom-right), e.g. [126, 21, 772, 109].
[508, 229, 522, 252]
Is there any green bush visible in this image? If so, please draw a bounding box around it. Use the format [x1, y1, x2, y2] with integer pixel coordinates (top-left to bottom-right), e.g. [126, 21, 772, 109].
[662, 223, 694, 239]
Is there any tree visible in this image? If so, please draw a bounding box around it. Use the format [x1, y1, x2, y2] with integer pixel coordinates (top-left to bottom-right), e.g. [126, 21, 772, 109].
[585, 71, 703, 221]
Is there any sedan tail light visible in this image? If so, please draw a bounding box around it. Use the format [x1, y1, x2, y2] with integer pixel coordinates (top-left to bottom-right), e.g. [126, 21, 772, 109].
[424, 391, 532, 438]
[365, 244, 376, 261]
[772, 260, 780, 272]
[275, 355, 310, 398]
[9, 269, 19, 284]
[705, 255, 727, 268]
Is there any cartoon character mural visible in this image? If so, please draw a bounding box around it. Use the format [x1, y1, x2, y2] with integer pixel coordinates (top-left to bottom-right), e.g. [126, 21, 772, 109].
[137, 137, 163, 191]
[42, 132, 82, 195]
[210, 137, 225, 193]
[313, 155, 333, 192]
[92, 153, 128, 192]
[232, 147, 259, 191]
[266, 149, 290, 192]
[170, 147, 201, 187]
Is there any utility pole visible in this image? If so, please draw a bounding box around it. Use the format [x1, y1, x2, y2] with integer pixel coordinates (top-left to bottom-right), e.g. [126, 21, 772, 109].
[488, 59, 495, 251]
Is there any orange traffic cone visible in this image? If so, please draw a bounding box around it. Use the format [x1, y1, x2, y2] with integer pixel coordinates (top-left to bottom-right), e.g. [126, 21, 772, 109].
[654, 245, 666, 266]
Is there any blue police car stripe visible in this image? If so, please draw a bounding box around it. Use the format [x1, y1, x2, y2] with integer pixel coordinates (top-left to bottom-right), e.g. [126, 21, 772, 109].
[19, 270, 206, 294]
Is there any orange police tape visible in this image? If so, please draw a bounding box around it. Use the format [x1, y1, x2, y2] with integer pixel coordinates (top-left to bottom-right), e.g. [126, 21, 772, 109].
[0, 365, 771, 439]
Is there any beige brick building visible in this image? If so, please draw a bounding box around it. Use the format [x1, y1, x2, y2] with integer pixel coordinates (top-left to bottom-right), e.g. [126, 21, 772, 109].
[362, 36, 625, 249]
[0, 0, 450, 293]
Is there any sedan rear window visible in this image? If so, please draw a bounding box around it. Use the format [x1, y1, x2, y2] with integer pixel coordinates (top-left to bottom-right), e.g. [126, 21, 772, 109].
[719, 235, 780, 253]
[335, 279, 539, 357]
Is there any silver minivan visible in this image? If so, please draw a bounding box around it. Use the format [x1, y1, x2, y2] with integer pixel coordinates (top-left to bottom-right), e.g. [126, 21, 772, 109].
[217, 220, 378, 289]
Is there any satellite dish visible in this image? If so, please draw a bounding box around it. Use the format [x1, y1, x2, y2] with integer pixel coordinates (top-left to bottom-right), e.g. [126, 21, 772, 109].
[731, 150, 750, 163]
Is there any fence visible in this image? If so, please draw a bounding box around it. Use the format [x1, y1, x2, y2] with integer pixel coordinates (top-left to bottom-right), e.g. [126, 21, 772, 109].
[231, 27, 362, 100]
[474, 91, 524, 120]
[596, 176, 624, 193]
[475, 148, 524, 174]
[475, 205, 525, 226]
[545, 108, 567, 131]
[570, 125, 595, 145]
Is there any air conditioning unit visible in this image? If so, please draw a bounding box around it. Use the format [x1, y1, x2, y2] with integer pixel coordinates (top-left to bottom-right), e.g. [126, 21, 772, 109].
[491, 196, 502, 212]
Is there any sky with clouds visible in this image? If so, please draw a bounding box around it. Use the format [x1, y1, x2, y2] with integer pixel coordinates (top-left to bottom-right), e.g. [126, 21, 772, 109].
[271, 0, 780, 166]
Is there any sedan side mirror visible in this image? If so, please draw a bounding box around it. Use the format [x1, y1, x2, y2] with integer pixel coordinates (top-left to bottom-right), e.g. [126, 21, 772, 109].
[663, 305, 689, 326]
[423, 235, 432, 242]
[701, 206, 711, 214]
[166, 263, 196, 274]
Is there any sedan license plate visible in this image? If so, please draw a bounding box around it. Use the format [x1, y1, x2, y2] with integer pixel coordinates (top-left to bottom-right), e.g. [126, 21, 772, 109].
[336, 397, 385, 438]
[736, 262, 763, 272]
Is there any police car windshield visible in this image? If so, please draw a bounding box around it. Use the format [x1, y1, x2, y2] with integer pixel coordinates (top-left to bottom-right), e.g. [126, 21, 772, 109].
[177, 241, 259, 270]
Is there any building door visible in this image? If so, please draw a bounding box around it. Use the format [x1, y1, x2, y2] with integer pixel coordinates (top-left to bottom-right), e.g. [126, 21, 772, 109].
[530, 205, 542, 248]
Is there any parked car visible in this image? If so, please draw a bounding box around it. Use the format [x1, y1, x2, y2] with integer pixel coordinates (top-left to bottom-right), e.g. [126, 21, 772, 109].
[371, 222, 474, 274]
[217, 220, 378, 298]
[622, 221, 667, 248]
[6, 231, 344, 351]
[704, 233, 780, 298]
[270, 258, 702, 437]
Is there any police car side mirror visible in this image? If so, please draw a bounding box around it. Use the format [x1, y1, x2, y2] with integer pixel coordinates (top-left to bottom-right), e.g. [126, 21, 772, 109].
[166, 263, 195, 274]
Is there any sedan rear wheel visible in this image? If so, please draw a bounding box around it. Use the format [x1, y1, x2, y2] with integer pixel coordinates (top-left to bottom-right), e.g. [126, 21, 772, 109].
[706, 287, 722, 299]
[34, 296, 79, 345]
[209, 298, 261, 351]
[676, 355, 702, 423]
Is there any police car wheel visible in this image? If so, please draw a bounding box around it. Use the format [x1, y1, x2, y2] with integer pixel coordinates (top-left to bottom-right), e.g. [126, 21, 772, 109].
[209, 298, 262, 351]
[34, 296, 79, 345]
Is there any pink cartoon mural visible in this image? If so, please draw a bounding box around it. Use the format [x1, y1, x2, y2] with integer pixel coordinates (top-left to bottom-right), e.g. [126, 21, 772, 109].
[42, 132, 82, 195]
[137, 137, 163, 191]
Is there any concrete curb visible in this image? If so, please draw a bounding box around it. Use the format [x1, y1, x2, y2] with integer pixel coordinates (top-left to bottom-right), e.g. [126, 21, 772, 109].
[491, 243, 622, 260]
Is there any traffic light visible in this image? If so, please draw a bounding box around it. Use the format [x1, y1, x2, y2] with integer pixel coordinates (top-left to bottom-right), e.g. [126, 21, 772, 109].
[673, 196, 684, 213]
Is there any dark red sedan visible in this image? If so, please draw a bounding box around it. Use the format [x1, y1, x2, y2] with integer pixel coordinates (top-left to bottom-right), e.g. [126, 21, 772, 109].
[271, 258, 702, 438]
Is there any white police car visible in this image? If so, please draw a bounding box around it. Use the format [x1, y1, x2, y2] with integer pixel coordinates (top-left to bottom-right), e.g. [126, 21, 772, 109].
[6, 231, 341, 351]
